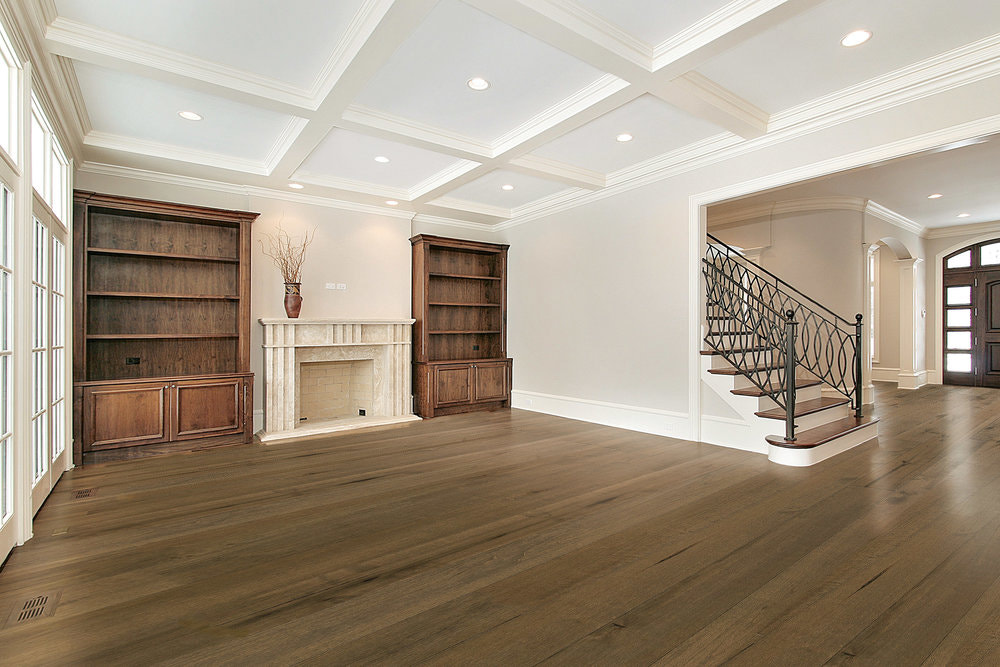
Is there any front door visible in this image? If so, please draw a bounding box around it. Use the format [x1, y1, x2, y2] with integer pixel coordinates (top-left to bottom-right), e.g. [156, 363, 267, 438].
[979, 270, 1000, 387]
[944, 240, 1000, 387]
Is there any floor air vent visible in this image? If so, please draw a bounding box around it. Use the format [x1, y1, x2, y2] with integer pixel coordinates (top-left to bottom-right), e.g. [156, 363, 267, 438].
[72, 488, 96, 500]
[2, 591, 60, 629]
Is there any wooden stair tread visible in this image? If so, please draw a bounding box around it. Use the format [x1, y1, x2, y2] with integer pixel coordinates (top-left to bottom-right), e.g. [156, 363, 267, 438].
[708, 365, 781, 376]
[700, 346, 771, 356]
[730, 378, 822, 397]
[755, 397, 851, 420]
[766, 416, 879, 449]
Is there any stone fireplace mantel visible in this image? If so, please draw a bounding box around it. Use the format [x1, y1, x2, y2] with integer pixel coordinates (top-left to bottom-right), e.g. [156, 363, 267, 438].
[259, 318, 419, 442]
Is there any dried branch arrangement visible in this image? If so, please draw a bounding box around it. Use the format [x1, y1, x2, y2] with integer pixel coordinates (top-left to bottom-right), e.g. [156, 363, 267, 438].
[259, 225, 316, 283]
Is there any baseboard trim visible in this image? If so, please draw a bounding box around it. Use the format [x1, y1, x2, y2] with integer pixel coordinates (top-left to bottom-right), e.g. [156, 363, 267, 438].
[927, 369, 942, 385]
[897, 370, 928, 390]
[871, 366, 900, 383]
[253, 409, 264, 435]
[511, 390, 689, 438]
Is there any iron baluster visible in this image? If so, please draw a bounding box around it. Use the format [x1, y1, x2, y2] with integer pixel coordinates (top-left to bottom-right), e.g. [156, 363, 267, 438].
[855, 313, 863, 419]
[784, 310, 797, 442]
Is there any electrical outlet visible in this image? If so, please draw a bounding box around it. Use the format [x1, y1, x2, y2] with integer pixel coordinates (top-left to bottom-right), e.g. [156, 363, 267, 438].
[358, 408, 366, 416]
[336, 283, 347, 290]
[325, 282, 336, 290]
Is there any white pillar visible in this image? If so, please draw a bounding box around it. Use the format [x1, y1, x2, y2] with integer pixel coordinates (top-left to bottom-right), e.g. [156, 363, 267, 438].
[897, 258, 927, 389]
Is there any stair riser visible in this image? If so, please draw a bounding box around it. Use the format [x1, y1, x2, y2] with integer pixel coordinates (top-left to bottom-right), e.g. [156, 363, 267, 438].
[709, 350, 777, 370]
[757, 385, 822, 410]
[789, 405, 852, 431]
[705, 333, 768, 348]
[767, 423, 878, 467]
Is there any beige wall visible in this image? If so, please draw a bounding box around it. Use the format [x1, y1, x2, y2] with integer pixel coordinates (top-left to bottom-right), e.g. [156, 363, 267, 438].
[711, 209, 865, 321]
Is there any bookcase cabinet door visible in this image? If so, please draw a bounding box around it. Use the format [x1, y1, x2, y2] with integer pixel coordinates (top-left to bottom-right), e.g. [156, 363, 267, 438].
[83, 382, 170, 450]
[434, 365, 474, 406]
[472, 361, 510, 402]
[173, 377, 245, 440]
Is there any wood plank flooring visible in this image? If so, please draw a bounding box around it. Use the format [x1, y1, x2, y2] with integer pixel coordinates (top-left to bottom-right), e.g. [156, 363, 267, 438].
[2, 382, 1000, 664]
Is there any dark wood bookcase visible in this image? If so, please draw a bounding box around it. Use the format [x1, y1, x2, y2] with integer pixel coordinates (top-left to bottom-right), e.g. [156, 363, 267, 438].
[72, 191, 258, 463]
[411, 234, 511, 417]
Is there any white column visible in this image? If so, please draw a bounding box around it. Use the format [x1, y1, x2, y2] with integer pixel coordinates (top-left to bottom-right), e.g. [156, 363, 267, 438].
[897, 258, 927, 389]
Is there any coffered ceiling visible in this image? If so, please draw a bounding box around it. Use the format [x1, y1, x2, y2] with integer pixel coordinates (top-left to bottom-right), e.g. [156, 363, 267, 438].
[27, 0, 1000, 227]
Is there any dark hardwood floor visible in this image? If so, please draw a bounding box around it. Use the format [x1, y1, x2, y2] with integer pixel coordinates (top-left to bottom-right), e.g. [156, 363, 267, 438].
[2, 383, 1000, 664]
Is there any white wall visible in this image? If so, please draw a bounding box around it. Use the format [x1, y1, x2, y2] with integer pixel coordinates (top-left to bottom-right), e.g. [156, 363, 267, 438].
[711, 209, 865, 321]
[498, 73, 1000, 438]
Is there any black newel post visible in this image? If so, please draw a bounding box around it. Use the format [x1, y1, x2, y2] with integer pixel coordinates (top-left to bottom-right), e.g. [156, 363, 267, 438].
[784, 309, 797, 442]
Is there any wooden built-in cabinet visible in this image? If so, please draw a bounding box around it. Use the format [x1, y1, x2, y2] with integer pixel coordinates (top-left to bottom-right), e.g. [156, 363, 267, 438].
[73, 191, 258, 463]
[411, 235, 511, 417]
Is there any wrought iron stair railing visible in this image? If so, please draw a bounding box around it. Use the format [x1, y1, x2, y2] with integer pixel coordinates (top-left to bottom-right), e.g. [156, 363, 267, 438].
[703, 233, 863, 442]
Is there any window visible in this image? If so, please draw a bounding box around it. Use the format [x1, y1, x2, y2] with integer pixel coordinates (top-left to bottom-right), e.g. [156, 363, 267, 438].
[31, 218, 47, 482]
[0, 20, 17, 161]
[30, 98, 68, 223]
[0, 185, 11, 524]
[50, 237, 65, 459]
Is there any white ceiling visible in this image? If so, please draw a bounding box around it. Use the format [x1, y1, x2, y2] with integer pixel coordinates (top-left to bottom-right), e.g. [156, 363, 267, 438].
[709, 134, 1000, 230]
[697, 0, 1000, 113]
[35, 0, 1000, 227]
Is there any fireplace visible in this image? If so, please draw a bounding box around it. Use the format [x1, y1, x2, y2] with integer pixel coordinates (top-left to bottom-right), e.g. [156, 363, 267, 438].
[259, 319, 419, 442]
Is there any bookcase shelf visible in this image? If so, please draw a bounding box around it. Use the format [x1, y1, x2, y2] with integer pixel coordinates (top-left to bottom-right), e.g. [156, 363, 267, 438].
[411, 235, 511, 418]
[73, 191, 258, 464]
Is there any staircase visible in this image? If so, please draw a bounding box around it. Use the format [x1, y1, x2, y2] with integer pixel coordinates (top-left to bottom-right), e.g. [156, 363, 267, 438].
[702, 235, 878, 466]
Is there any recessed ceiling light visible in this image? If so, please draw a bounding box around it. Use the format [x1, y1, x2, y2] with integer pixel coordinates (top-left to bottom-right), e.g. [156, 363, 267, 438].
[840, 29, 872, 47]
[288, 183, 304, 190]
[616, 133, 633, 142]
[467, 77, 490, 91]
[178, 110, 202, 121]
[927, 193, 943, 199]
[957, 213, 971, 218]
[385, 200, 399, 206]
[501, 184, 515, 191]
[374, 155, 390, 163]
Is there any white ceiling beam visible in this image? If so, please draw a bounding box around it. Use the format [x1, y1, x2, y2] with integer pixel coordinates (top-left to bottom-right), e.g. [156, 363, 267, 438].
[464, 0, 828, 140]
[45, 17, 316, 116]
[269, 0, 440, 180]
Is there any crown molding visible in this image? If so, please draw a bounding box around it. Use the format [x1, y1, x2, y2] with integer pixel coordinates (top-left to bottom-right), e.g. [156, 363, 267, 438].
[508, 154, 605, 189]
[923, 219, 1000, 240]
[708, 196, 867, 227]
[705, 195, 925, 237]
[769, 32, 1000, 136]
[864, 200, 924, 236]
[84, 131, 275, 175]
[408, 160, 482, 200]
[45, 17, 317, 111]
[651, 0, 790, 72]
[340, 105, 492, 160]
[76, 160, 417, 220]
[492, 74, 629, 155]
[411, 212, 497, 231]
